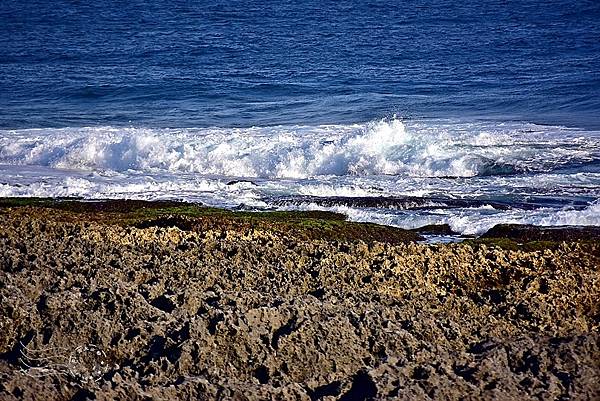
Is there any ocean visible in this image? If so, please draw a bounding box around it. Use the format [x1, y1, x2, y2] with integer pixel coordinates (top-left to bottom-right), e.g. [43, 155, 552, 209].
[1, 0, 599, 236]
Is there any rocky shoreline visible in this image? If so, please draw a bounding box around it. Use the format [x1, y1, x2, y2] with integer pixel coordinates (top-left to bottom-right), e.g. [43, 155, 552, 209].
[0, 200, 599, 400]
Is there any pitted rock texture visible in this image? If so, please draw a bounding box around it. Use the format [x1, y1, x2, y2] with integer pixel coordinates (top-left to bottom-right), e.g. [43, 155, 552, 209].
[0, 207, 599, 400]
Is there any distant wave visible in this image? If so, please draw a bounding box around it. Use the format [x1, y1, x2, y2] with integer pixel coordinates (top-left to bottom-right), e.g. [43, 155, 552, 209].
[1, 118, 599, 179]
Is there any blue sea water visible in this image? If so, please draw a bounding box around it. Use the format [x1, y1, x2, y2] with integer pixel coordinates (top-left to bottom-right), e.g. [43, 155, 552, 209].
[0, 0, 599, 235]
[2, 0, 599, 128]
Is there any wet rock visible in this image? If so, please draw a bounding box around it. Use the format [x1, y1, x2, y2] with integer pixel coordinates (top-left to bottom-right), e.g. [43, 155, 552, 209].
[482, 224, 600, 242]
[269, 195, 522, 211]
[226, 180, 257, 186]
[410, 224, 457, 235]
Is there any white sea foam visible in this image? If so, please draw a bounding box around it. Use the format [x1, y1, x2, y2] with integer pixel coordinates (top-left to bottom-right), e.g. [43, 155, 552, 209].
[1, 118, 599, 237]
[1, 119, 599, 179]
[283, 201, 600, 236]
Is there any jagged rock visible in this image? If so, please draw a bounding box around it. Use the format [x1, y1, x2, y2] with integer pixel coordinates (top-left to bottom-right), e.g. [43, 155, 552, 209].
[0, 206, 598, 400]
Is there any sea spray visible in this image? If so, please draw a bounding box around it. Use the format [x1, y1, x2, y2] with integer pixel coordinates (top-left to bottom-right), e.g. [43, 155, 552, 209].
[1, 118, 599, 235]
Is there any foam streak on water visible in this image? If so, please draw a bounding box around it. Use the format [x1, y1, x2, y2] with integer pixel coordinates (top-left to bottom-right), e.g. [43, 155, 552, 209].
[1, 118, 599, 235]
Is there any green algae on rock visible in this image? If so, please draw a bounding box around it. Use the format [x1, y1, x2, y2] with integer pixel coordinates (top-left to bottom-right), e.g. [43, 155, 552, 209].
[0, 198, 424, 244]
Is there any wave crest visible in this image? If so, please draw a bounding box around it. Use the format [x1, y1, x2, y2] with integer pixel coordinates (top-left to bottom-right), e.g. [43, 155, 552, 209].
[1, 119, 598, 178]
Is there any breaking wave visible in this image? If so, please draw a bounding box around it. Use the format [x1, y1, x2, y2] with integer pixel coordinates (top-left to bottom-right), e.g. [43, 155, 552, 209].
[1, 118, 599, 179]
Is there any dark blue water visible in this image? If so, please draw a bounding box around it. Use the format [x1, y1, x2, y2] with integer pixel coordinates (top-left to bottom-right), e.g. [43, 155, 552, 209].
[1, 0, 599, 129]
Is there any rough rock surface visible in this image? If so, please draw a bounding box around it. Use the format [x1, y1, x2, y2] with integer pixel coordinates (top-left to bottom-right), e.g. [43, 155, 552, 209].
[0, 207, 599, 400]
